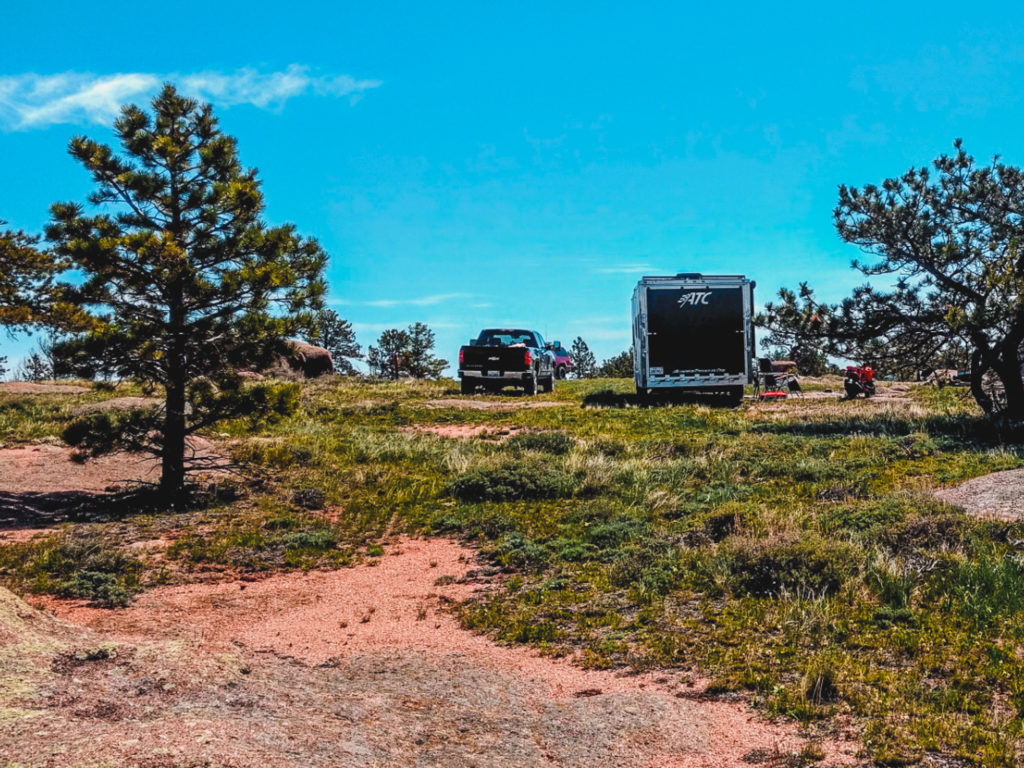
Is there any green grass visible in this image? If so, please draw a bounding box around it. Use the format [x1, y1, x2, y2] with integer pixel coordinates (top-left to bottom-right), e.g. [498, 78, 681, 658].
[2, 375, 1024, 764]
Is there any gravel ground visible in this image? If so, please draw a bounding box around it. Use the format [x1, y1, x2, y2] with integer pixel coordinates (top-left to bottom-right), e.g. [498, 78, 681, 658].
[8, 538, 859, 767]
[935, 468, 1024, 520]
[0, 382, 89, 395]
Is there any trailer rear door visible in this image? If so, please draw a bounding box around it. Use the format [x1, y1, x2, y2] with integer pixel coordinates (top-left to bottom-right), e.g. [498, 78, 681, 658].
[646, 285, 746, 375]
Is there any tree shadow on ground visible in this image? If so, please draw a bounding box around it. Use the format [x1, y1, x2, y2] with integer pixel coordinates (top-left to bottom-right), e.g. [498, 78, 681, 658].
[751, 412, 1005, 446]
[0, 484, 238, 532]
[581, 388, 741, 409]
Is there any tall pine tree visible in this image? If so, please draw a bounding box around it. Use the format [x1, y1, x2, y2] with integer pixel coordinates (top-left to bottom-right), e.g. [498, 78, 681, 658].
[366, 323, 447, 379]
[569, 336, 596, 379]
[311, 309, 361, 374]
[48, 85, 326, 496]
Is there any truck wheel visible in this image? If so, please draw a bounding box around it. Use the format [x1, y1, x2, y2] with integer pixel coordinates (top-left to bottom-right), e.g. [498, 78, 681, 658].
[543, 374, 555, 393]
[556, 365, 567, 380]
[460, 379, 475, 395]
[523, 375, 537, 396]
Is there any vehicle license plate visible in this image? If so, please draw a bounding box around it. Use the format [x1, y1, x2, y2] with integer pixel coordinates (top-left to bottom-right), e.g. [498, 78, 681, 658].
[486, 370, 500, 377]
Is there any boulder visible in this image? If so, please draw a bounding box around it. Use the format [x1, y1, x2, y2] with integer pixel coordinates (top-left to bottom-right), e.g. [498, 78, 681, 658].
[282, 341, 335, 378]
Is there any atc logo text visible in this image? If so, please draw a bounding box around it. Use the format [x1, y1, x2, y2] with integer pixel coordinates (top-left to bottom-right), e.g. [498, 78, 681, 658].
[678, 291, 711, 307]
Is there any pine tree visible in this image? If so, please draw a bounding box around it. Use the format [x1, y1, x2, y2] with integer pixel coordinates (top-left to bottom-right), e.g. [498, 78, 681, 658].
[0, 224, 87, 367]
[406, 322, 447, 379]
[367, 329, 410, 379]
[598, 349, 634, 378]
[312, 309, 361, 374]
[47, 85, 326, 496]
[366, 323, 447, 379]
[569, 336, 596, 379]
[17, 351, 52, 382]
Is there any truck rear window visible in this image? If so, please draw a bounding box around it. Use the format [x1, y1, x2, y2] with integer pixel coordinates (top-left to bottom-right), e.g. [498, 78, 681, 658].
[475, 331, 535, 347]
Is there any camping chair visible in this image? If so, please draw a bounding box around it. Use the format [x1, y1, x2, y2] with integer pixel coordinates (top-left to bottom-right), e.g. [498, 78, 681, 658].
[754, 358, 800, 400]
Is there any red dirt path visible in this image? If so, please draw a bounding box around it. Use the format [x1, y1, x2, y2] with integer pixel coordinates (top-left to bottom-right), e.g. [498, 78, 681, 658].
[22, 538, 858, 767]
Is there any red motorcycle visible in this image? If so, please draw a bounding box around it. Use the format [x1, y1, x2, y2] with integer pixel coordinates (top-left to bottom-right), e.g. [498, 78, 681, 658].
[844, 366, 876, 398]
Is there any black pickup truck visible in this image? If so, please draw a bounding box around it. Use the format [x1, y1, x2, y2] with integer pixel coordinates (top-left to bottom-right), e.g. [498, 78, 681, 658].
[458, 328, 557, 395]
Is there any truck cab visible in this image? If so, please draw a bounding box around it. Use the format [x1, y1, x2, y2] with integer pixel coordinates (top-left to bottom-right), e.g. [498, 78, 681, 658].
[458, 328, 557, 395]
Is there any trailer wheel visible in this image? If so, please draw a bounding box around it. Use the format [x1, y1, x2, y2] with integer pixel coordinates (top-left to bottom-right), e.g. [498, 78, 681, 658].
[460, 379, 475, 395]
[725, 386, 744, 406]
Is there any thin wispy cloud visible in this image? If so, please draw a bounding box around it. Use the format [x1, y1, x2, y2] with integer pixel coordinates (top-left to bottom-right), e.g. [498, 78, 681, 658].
[595, 263, 660, 275]
[363, 292, 471, 308]
[0, 65, 382, 130]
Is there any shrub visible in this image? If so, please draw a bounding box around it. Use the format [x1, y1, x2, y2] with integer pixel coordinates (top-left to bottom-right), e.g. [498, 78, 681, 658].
[820, 499, 907, 534]
[428, 508, 516, 539]
[727, 534, 857, 598]
[506, 432, 574, 455]
[868, 556, 918, 609]
[608, 540, 683, 600]
[292, 487, 327, 509]
[491, 533, 548, 570]
[57, 571, 134, 607]
[555, 540, 598, 562]
[884, 512, 967, 553]
[448, 461, 578, 502]
[283, 530, 338, 552]
[62, 408, 159, 457]
[928, 553, 1024, 626]
[586, 518, 648, 550]
[802, 662, 840, 704]
[0, 534, 143, 607]
[594, 439, 627, 458]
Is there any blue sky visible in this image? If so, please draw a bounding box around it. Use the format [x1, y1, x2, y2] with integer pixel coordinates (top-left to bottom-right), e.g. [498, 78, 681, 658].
[3, 1, 1024, 373]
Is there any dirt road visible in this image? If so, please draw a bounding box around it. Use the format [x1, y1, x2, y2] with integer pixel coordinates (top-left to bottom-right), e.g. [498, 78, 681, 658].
[6, 538, 856, 767]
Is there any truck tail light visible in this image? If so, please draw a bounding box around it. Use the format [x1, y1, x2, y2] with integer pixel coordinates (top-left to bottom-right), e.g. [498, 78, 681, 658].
[459, 348, 464, 364]
[524, 350, 532, 366]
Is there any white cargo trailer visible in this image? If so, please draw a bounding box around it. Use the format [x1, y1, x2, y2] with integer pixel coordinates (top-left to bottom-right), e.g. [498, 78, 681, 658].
[631, 273, 755, 405]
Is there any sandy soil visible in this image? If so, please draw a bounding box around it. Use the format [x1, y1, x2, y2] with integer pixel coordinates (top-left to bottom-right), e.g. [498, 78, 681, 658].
[9, 538, 857, 767]
[0, 443, 162, 494]
[426, 398, 572, 410]
[0, 439, 221, 495]
[0, 381, 89, 395]
[935, 469, 1024, 520]
[0, 439, 226, 532]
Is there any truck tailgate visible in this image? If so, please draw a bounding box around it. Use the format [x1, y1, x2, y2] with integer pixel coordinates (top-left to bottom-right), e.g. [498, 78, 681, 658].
[461, 346, 529, 371]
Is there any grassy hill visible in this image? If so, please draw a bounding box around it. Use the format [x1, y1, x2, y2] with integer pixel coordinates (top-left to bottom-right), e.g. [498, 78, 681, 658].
[2, 376, 1023, 766]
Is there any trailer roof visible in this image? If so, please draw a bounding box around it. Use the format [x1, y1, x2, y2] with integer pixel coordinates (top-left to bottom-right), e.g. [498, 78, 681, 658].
[640, 273, 748, 281]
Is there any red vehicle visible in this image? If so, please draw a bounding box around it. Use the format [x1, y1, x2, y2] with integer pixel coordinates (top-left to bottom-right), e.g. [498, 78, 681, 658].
[844, 366, 876, 398]
[550, 340, 572, 379]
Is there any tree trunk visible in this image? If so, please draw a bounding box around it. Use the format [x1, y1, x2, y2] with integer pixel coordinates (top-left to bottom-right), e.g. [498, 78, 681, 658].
[160, 373, 187, 498]
[996, 352, 1024, 421]
[969, 349, 995, 416]
[161, 280, 188, 499]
